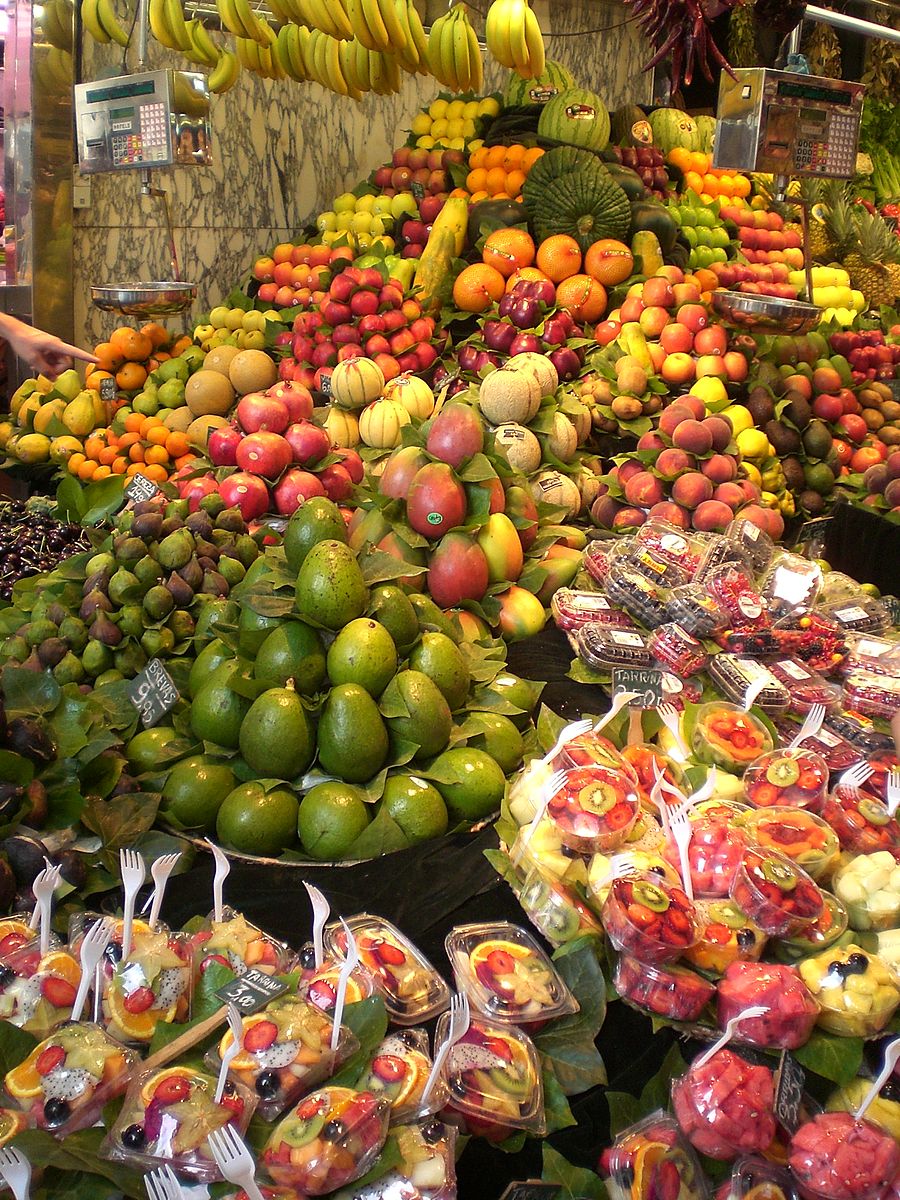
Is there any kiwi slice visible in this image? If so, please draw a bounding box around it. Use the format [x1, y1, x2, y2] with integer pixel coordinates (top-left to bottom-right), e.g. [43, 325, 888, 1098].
[280, 1109, 327, 1147]
[760, 857, 797, 892]
[579, 782, 617, 815]
[490, 1064, 530, 1100]
[765, 756, 801, 787]
[709, 900, 746, 931]
[631, 881, 669, 913]
[859, 798, 891, 827]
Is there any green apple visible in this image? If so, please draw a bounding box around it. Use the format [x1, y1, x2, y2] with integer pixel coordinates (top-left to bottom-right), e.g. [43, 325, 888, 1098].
[350, 211, 373, 234]
[335, 211, 355, 231]
[224, 308, 245, 331]
[208, 305, 230, 328]
[391, 193, 417, 220]
[316, 211, 337, 232]
[242, 310, 267, 332]
[333, 191, 357, 213]
[372, 196, 393, 217]
[355, 194, 376, 213]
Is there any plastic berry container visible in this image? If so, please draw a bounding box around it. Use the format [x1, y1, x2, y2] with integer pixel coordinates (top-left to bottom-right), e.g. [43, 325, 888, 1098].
[797, 944, 900, 1038]
[775, 610, 848, 674]
[759, 553, 823, 619]
[608, 1112, 709, 1200]
[774, 720, 859, 774]
[446, 921, 578, 1028]
[356, 1029, 445, 1124]
[789, 1111, 900, 1200]
[604, 567, 670, 627]
[703, 563, 770, 630]
[832, 850, 900, 932]
[614, 955, 715, 1023]
[545, 766, 641, 855]
[707, 655, 790, 712]
[819, 595, 890, 636]
[519, 869, 604, 949]
[576, 625, 654, 672]
[736, 807, 839, 882]
[583, 541, 611, 585]
[716, 961, 819, 1050]
[261, 1086, 390, 1195]
[730, 846, 824, 938]
[612, 528, 696, 589]
[683, 898, 767, 975]
[439, 1015, 545, 1141]
[726, 518, 776, 574]
[691, 703, 774, 774]
[190, 907, 293, 978]
[602, 873, 697, 965]
[843, 671, 900, 719]
[766, 659, 841, 715]
[742, 748, 829, 813]
[667, 585, 727, 637]
[775, 893, 849, 964]
[649, 623, 709, 677]
[662, 817, 747, 899]
[325, 915, 449, 1026]
[0, 944, 81, 1036]
[824, 711, 893, 755]
[672, 1047, 776, 1160]
[551, 589, 635, 632]
[819, 792, 900, 861]
[841, 634, 900, 677]
[101, 929, 192, 1047]
[695, 535, 753, 582]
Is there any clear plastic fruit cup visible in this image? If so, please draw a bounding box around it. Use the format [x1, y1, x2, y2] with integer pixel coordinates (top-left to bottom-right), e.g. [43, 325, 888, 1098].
[619, 744, 687, 814]
[735, 807, 839, 882]
[0, 943, 82, 1035]
[730, 847, 824, 938]
[725, 1157, 799, 1200]
[602, 873, 697, 965]
[607, 1112, 710, 1200]
[357, 1029, 445, 1125]
[774, 893, 850, 965]
[797, 944, 900, 1038]
[819, 793, 900, 862]
[297, 957, 377, 1015]
[716, 961, 819, 1050]
[672, 1047, 776, 1160]
[385, 1120, 457, 1200]
[439, 1015, 545, 1142]
[5, 1021, 137, 1136]
[545, 766, 641, 855]
[759, 553, 823, 619]
[261, 1086, 390, 1195]
[613, 955, 715, 1024]
[190, 907, 293, 978]
[205, 994, 358, 1122]
[106, 1064, 256, 1182]
[446, 921, 578, 1028]
[0, 916, 55, 959]
[662, 817, 747, 899]
[587, 850, 678, 908]
[325, 915, 449, 1026]
[742, 748, 829, 813]
[682, 899, 767, 975]
[557, 729, 632, 773]
[101, 928, 192, 1047]
[833, 851, 900, 933]
[68, 912, 156, 985]
[691, 703, 774, 774]
[789, 1111, 900, 1200]
[519, 869, 604, 949]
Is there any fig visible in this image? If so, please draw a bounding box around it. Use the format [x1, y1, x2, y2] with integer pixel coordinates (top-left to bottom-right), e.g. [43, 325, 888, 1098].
[6, 717, 55, 766]
[113, 536, 147, 563]
[201, 570, 229, 597]
[53, 652, 86, 684]
[131, 511, 164, 541]
[82, 569, 111, 596]
[80, 590, 113, 621]
[166, 572, 194, 608]
[24, 780, 47, 827]
[177, 558, 203, 590]
[143, 585, 175, 621]
[56, 849, 87, 890]
[37, 638, 68, 669]
[215, 507, 245, 533]
[2, 835, 48, 886]
[90, 611, 123, 647]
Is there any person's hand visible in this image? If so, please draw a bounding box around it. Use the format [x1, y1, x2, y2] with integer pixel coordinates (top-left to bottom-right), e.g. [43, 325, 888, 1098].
[2, 319, 98, 379]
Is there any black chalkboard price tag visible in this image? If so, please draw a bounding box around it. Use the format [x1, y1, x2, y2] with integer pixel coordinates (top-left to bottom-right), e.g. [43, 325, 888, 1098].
[319, 373, 332, 397]
[410, 181, 426, 202]
[612, 668, 663, 708]
[774, 1050, 806, 1133]
[499, 1183, 560, 1200]
[99, 376, 117, 402]
[889, 379, 900, 402]
[216, 967, 289, 1014]
[124, 472, 161, 504]
[127, 658, 179, 728]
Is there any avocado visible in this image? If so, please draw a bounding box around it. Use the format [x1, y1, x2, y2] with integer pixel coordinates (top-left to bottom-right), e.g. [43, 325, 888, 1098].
[745, 387, 775, 427]
[802, 419, 834, 461]
[783, 392, 812, 431]
[316, 683, 389, 783]
[765, 420, 801, 456]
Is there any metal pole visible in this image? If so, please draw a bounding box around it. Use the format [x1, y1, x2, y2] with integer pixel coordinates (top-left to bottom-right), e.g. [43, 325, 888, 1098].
[804, 2, 900, 41]
[136, 0, 149, 67]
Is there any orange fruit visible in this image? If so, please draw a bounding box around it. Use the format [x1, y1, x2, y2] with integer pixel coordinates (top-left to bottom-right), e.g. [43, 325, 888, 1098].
[126, 463, 142, 476]
[469, 189, 489, 204]
[110, 327, 153, 362]
[668, 147, 692, 171]
[556, 274, 608, 322]
[701, 174, 720, 198]
[112, 456, 128, 474]
[39, 951, 80, 989]
[139, 415, 163, 436]
[123, 414, 144, 433]
[505, 266, 550, 293]
[92, 465, 112, 481]
[94, 342, 124, 372]
[77, 459, 97, 481]
[84, 434, 107, 461]
[139, 1067, 196, 1106]
[99, 445, 118, 466]
[689, 151, 709, 174]
[469, 146, 489, 170]
[732, 175, 751, 198]
[116, 362, 147, 392]
[67, 453, 86, 476]
[502, 144, 525, 171]
[5, 1049, 44, 1099]
[145, 445, 169, 466]
[482, 227, 535, 278]
[105, 984, 171, 1042]
[143, 463, 169, 482]
[466, 168, 488, 194]
[683, 171, 704, 197]
[165, 431, 189, 458]
[585, 239, 634, 286]
[536, 234, 582, 283]
[484, 167, 508, 196]
[119, 432, 141, 449]
[522, 146, 545, 170]
[452, 263, 507, 313]
[140, 321, 169, 350]
[171, 335, 192, 356]
[484, 145, 507, 169]
[129, 443, 145, 463]
[505, 169, 526, 198]
[716, 176, 734, 198]
[146, 425, 169, 446]
[175, 453, 197, 469]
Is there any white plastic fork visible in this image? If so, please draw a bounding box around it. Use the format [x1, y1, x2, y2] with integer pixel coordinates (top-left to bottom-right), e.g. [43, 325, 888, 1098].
[511, 768, 567, 866]
[537, 718, 592, 767]
[856, 1036, 900, 1122]
[207, 1124, 264, 1200]
[594, 690, 640, 733]
[119, 848, 146, 960]
[331, 919, 359, 1051]
[144, 1164, 187, 1200]
[695, 1006, 767, 1069]
[0, 1146, 30, 1200]
[667, 805, 694, 902]
[789, 703, 826, 750]
[657, 702, 689, 762]
[303, 881, 331, 970]
[206, 838, 231, 923]
[421, 991, 469, 1107]
[71, 918, 111, 1023]
[143, 852, 182, 931]
[838, 760, 874, 798]
[887, 768, 900, 819]
[214, 1003, 244, 1103]
[29, 860, 61, 955]
[742, 676, 768, 713]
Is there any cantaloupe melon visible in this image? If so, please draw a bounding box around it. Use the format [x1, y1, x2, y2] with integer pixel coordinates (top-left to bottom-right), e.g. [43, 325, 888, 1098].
[509, 352, 558, 398]
[187, 414, 229, 450]
[229, 349, 278, 395]
[494, 423, 542, 474]
[185, 370, 235, 417]
[478, 367, 542, 426]
[530, 470, 582, 517]
[547, 412, 578, 462]
[203, 345, 242, 377]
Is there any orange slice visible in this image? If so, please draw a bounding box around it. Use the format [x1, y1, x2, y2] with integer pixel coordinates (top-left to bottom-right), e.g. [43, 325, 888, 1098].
[0, 1109, 28, 1145]
[39, 950, 81, 987]
[106, 985, 175, 1043]
[220, 1014, 273, 1071]
[5, 1048, 44, 1099]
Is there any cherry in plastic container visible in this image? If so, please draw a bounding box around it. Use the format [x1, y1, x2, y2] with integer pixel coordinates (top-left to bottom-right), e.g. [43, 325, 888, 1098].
[671, 1047, 776, 1160]
[716, 961, 819, 1050]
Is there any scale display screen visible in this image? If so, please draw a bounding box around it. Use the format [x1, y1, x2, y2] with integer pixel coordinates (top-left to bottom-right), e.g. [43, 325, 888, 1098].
[85, 80, 156, 104]
[776, 80, 854, 106]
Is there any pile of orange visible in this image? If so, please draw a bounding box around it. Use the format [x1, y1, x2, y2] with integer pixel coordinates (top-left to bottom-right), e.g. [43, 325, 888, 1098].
[86, 323, 192, 398]
[465, 144, 545, 202]
[66, 413, 197, 484]
[668, 148, 752, 203]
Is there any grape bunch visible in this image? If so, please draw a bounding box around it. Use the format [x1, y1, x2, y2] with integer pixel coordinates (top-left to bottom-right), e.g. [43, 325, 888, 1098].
[0, 500, 91, 601]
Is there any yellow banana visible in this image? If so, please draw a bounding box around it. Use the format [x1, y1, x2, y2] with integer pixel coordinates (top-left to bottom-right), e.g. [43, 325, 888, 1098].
[520, 0, 544, 77]
[507, 0, 530, 74]
[81, 0, 110, 43]
[208, 48, 240, 92]
[331, 0, 354, 39]
[306, 29, 324, 84]
[276, 25, 299, 78]
[393, 0, 418, 72]
[295, 23, 312, 74]
[427, 8, 449, 84]
[381, 48, 401, 93]
[375, 0, 406, 53]
[232, 0, 268, 44]
[324, 32, 349, 93]
[485, 0, 515, 69]
[266, 0, 291, 22]
[187, 18, 219, 64]
[215, 0, 245, 39]
[352, 38, 372, 91]
[44, 0, 74, 50]
[442, 8, 460, 88]
[257, 18, 277, 45]
[162, 0, 192, 50]
[465, 17, 483, 91]
[338, 39, 363, 97]
[359, 0, 390, 51]
[97, 0, 129, 46]
[407, 0, 428, 72]
[306, 0, 339, 37]
[233, 36, 255, 67]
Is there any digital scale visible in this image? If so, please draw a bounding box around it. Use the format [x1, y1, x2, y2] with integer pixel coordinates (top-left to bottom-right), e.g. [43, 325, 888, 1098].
[74, 69, 211, 175]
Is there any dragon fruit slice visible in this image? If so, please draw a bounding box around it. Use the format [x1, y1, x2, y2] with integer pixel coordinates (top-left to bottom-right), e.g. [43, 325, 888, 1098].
[42, 1066, 99, 1102]
[255, 1040, 301, 1070]
[11, 977, 43, 1025]
[152, 968, 187, 1011]
[449, 1044, 508, 1073]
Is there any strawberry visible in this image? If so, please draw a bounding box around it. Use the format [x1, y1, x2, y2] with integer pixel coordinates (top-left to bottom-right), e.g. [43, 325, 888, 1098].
[36, 1045, 66, 1076]
[373, 939, 406, 967]
[41, 976, 77, 1009]
[153, 1073, 191, 1104]
[200, 953, 231, 973]
[244, 1020, 278, 1053]
[123, 985, 155, 1014]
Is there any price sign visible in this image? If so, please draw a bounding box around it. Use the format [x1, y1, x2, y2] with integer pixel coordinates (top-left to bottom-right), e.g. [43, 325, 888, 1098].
[127, 658, 179, 728]
[774, 1050, 806, 1133]
[499, 1184, 560, 1200]
[216, 967, 289, 1014]
[410, 181, 426, 202]
[99, 376, 117, 402]
[888, 379, 900, 402]
[124, 472, 161, 504]
[319, 373, 332, 397]
[612, 668, 663, 709]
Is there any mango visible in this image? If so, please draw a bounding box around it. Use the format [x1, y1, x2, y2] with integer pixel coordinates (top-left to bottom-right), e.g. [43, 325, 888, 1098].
[476, 513, 524, 585]
[426, 532, 489, 609]
[32, 398, 66, 435]
[497, 585, 547, 641]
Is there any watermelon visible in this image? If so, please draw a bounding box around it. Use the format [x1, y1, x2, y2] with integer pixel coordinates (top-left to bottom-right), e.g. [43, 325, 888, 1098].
[609, 104, 647, 147]
[647, 108, 699, 154]
[503, 60, 575, 108]
[695, 114, 718, 155]
[537, 87, 610, 152]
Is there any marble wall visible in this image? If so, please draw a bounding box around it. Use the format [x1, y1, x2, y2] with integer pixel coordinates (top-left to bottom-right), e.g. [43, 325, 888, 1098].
[74, 0, 654, 346]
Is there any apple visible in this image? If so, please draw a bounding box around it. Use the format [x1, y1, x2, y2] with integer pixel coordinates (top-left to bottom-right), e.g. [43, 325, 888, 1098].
[639, 306, 671, 338]
[677, 303, 709, 333]
[693, 325, 728, 357]
[695, 354, 728, 379]
[660, 352, 696, 386]
[253, 257, 275, 282]
[660, 323, 693, 355]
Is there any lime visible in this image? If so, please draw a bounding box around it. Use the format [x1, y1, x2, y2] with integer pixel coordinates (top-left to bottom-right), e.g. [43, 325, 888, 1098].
[189, 637, 233, 698]
[255, 621, 326, 693]
[162, 758, 236, 830]
[216, 782, 299, 856]
[326, 618, 397, 697]
[125, 727, 180, 773]
[297, 781, 370, 861]
[465, 713, 524, 774]
[427, 747, 506, 823]
[239, 686, 314, 780]
[381, 775, 448, 844]
[190, 661, 253, 749]
[368, 585, 420, 653]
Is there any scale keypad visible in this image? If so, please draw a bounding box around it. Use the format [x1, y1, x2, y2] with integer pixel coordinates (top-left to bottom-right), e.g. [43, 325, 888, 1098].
[794, 112, 858, 176]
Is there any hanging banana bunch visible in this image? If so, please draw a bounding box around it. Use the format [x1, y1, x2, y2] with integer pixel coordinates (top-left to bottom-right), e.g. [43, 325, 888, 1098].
[274, 23, 311, 81]
[42, 0, 75, 52]
[303, 27, 355, 95]
[394, 0, 429, 74]
[215, 0, 273, 47]
[82, 0, 131, 46]
[234, 35, 284, 78]
[427, 4, 483, 93]
[727, 0, 759, 68]
[803, 21, 841, 78]
[295, 0, 354, 40]
[484, 0, 544, 79]
[208, 48, 241, 92]
[346, 0, 409, 54]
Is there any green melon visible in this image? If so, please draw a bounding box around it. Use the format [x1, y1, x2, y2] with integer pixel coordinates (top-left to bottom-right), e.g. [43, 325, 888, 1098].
[647, 108, 699, 154]
[504, 60, 576, 108]
[530, 168, 631, 252]
[609, 104, 647, 146]
[538, 87, 610, 152]
[695, 114, 718, 155]
[522, 145, 599, 201]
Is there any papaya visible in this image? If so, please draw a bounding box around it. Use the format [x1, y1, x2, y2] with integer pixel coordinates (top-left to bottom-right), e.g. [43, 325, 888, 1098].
[631, 230, 664, 277]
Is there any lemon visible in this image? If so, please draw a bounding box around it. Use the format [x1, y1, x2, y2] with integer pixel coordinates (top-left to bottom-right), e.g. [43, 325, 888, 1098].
[478, 97, 501, 117]
[463, 100, 479, 119]
[410, 113, 432, 136]
[297, 781, 370, 861]
[446, 99, 465, 119]
[428, 98, 449, 119]
[736, 428, 770, 459]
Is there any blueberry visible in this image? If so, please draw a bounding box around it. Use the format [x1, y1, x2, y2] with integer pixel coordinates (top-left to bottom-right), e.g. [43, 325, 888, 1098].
[122, 1123, 146, 1149]
[298, 945, 317, 970]
[845, 953, 868, 975]
[322, 1120, 346, 1142]
[450, 1077, 467, 1099]
[736, 929, 756, 950]
[255, 1071, 280, 1100]
[43, 1099, 71, 1128]
[421, 1121, 443, 1144]
[104, 941, 123, 966]
[826, 960, 848, 981]
[0, 967, 17, 988]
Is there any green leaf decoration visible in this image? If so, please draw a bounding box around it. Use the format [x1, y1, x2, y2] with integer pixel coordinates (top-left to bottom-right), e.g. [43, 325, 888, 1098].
[328, 996, 389, 1088]
[541, 1144, 607, 1200]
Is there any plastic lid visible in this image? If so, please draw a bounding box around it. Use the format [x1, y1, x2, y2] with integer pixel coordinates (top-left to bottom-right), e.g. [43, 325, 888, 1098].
[672, 1047, 776, 1160]
[731, 846, 825, 938]
[439, 1015, 545, 1135]
[603, 872, 698, 965]
[608, 1111, 710, 1200]
[546, 766, 641, 855]
[716, 962, 819, 1050]
[103, 929, 191, 1045]
[614, 954, 715, 1023]
[789, 1111, 900, 1200]
[736, 806, 837, 881]
[796, 945, 900, 1038]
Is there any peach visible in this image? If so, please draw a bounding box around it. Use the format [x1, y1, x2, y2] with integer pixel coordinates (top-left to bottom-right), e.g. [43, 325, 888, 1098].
[680, 395, 707, 420]
[657, 266, 685, 285]
[672, 419, 714, 455]
[712, 482, 746, 510]
[723, 351, 749, 382]
[736, 504, 770, 534]
[639, 306, 672, 338]
[642, 277, 676, 308]
[620, 296, 645, 322]
[617, 459, 645, 486]
[660, 353, 696, 386]
[813, 366, 842, 394]
[696, 354, 728, 379]
[624, 471, 666, 509]
[704, 416, 733, 451]
[648, 501, 691, 530]
[659, 404, 695, 438]
[677, 303, 709, 333]
[673, 282, 702, 306]
[736, 479, 761, 503]
[612, 506, 648, 529]
[657, 448, 696, 479]
[672, 472, 714, 510]
[637, 432, 667, 452]
[702, 454, 738, 484]
[590, 495, 624, 529]
[693, 326, 728, 357]
[660, 323, 693, 355]
[692, 499, 734, 532]
[647, 343, 667, 372]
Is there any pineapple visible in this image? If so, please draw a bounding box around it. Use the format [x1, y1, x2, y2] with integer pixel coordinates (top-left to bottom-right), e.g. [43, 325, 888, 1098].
[822, 196, 859, 264]
[844, 210, 900, 308]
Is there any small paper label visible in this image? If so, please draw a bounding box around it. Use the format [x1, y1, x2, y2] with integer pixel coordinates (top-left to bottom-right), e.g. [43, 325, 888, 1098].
[738, 594, 763, 620]
[124, 472, 161, 504]
[528, 86, 558, 104]
[127, 658, 179, 728]
[744, 523, 760, 541]
[566, 104, 596, 121]
[99, 377, 117, 402]
[216, 967, 289, 1014]
[632, 119, 653, 144]
[610, 631, 645, 647]
[817, 729, 841, 747]
[776, 659, 811, 681]
[612, 667, 663, 708]
[427, 512, 443, 525]
[834, 606, 869, 622]
[774, 1050, 806, 1133]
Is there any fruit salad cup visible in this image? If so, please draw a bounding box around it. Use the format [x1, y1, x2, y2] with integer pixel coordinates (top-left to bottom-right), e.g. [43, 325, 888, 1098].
[683, 899, 767, 975]
[789, 1111, 900, 1200]
[0, 916, 53, 958]
[819, 794, 900, 862]
[724, 1158, 799, 1200]
[68, 912, 154, 983]
[773, 721, 859, 774]
[101, 928, 191, 1047]
[357, 1030, 443, 1125]
[206, 995, 357, 1122]
[5, 1021, 136, 1136]
[446, 921, 578, 1029]
[717, 962, 819, 1050]
[557, 729, 633, 774]
[831, 852, 900, 932]
[662, 818, 747, 899]
[742, 749, 829, 813]
[736, 808, 839, 883]
[607, 1112, 709, 1200]
[588, 850, 678, 908]
[620, 744, 686, 815]
[0, 945, 82, 1035]
[774, 894, 850, 965]
[797, 945, 900, 1038]
[106, 1064, 255, 1182]
[518, 869, 604, 948]
[297, 956, 376, 1016]
[0, 1109, 28, 1147]
[672, 1048, 776, 1160]
[614, 956, 715, 1024]
[325, 916, 449, 1026]
[262, 1086, 389, 1195]
[691, 704, 774, 774]
[545, 766, 641, 855]
[730, 847, 824, 938]
[602, 874, 698, 965]
[439, 1016, 545, 1142]
[191, 907, 292, 978]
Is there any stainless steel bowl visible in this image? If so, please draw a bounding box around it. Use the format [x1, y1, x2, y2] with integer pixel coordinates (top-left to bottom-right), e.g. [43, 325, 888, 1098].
[90, 282, 197, 317]
[712, 289, 821, 335]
